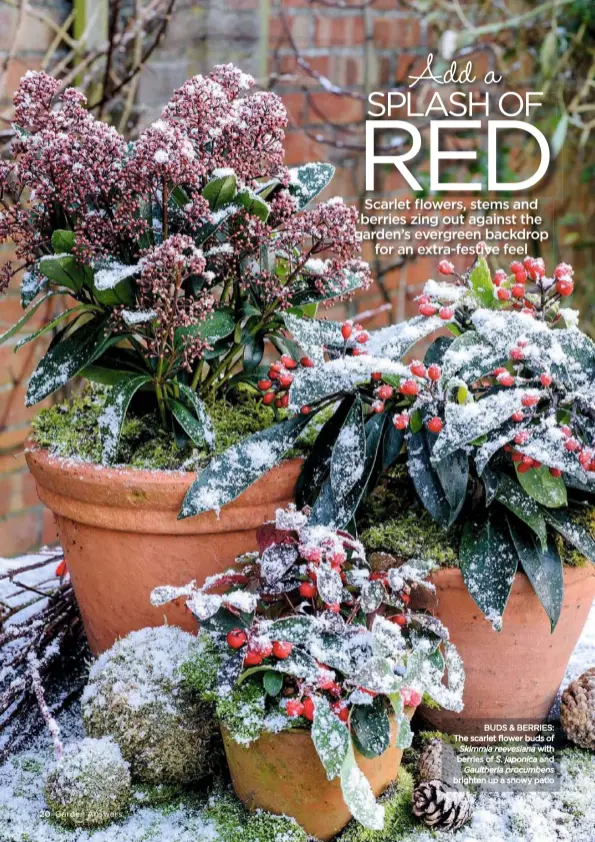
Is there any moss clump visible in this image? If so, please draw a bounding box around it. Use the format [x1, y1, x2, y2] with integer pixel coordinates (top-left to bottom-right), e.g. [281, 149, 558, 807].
[31, 384, 278, 471]
[337, 768, 417, 842]
[204, 789, 308, 842]
[81, 627, 216, 785]
[359, 468, 460, 567]
[556, 506, 594, 567]
[43, 737, 131, 828]
[183, 638, 268, 746]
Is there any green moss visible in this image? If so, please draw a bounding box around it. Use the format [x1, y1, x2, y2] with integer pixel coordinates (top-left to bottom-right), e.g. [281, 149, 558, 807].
[31, 384, 278, 471]
[337, 768, 417, 842]
[557, 507, 594, 567]
[205, 790, 308, 842]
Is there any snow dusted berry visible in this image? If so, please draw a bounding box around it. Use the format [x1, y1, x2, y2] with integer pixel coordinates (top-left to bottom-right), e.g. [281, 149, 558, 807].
[521, 394, 539, 408]
[549, 467, 562, 478]
[332, 702, 349, 722]
[438, 260, 455, 275]
[525, 257, 545, 280]
[341, 322, 353, 340]
[303, 697, 315, 721]
[227, 629, 247, 649]
[258, 379, 272, 391]
[262, 392, 275, 405]
[281, 355, 297, 370]
[579, 450, 593, 469]
[515, 431, 530, 445]
[510, 261, 523, 274]
[565, 439, 580, 452]
[391, 614, 407, 627]
[497, 287, 512, 301]
[427, 417, 443, 434]
[356, 330, 369, 344]
[554, 263, 573, 280]
[419, 303, 438, 317]
[512, 284, 526, 299]
[400, 379, 420, 397]
[372, 400, 385, 413]
[327, 603, 341, 614]
[244, 649, 264, 666]
[510, 347, 524, 361]
[300, 405, 311, 415]
[300, 356, 314, 368]
[394, 413, 410, 430]
[410, 361, 427, 378]
[299, 581, 316, 599]
[279, 373, 293, 388]
[557, 278, 574, 297]
[286, 699, 304, 718]
[511, 411, 524, 423]
[439, 306, 453, 320]
[273, 641, 293, 660]
[497, 372, 515, 387]
[540, 373, 553, 387]
[377, 384, 394, 400]
[401, 688, 422, 708]
[427, 364, 442, 382]
[371, 371, 383, 381]
[493, 269, 507, 285]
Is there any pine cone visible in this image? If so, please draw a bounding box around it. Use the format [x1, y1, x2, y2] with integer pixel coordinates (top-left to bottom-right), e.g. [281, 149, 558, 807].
[560, 668, 595, 750]
[418, 738, 463, 788]
[412, 780, 473, 831]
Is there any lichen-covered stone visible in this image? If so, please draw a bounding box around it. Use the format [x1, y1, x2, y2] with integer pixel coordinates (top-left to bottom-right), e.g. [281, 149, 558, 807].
[81, 627, 216, 784]
[43, 737, 130, 828]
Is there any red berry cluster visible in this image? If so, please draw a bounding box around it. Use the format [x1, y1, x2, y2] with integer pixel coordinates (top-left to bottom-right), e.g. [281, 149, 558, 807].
[390, 362, 443, 434]
[560, 426, 595, 473]
[416, 294, 454, 321]
[258, 354, 313, 410]
[226, 627, 294, 667]
[340, 320, 370, 356]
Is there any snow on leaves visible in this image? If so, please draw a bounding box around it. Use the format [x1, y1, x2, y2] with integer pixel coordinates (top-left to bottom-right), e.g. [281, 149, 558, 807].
[340, 741, 385, 831]
[312, 695, 350, 781]
[330, 397, 365, 500]
[366, 314, 444, 360]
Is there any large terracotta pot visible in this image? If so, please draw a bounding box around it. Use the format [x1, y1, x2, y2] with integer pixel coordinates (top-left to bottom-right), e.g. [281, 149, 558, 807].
[222, 716, 411, 841]
[26, 444, 303, 654]
[414, 566, 595, 735]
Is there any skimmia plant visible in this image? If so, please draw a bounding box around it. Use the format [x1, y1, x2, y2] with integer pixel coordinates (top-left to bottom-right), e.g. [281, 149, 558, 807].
[0, 68, 369, 462]
[151, 507, 464, 831]
[191, 256, 595, 631]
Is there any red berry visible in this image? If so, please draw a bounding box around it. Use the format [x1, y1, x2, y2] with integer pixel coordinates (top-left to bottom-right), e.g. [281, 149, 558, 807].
[428, 364, 442, 381]
[341, 322, 353, 340]
[286, 700, 304, 718]
[515, 431, 529, 445]
[494, 269, 507, 285]
[522, 394, 539, 408]
[269, 360, 283, 372]
[427, 416, 443, 434]
[371, 371, 383, 381]
[279, 373, 293, 388]
[549, 467, 562, 478]
[244, 650, 264, 666]
[401, 688, 422, 708]
[517, 462, 532, 474]
[372, 400, 385, 414]
[419, 303, 438, 317]
[514, 268, 528, 284]
[512, 284, 526, 299]
[510, 348, 524, 361]
[557, 279, 573, 297]
[227, 629, 247, 649]
[400, 592, 411, 606]
[493, 367, 506, 376]
[258, 379, 272, 391]
[540, 373, 553, 387]
[438, 259, 455, 275]
[527, 257, 545, 279]
[55, 559, 68, 577]
[410, 361, 427, 378]
[554, 263, 573, 280]
[565, 439, 580, 452]
[579, 449, 593, 468]
[268, 368, 279, 380]
[303, 697, 315, 721]
[281, 355, 297, 370]
[510, 261, 523, 274]
[511, 411, 524, 423]
[497, 287, 512, 301]
[273, 641, 293, 660]
[377, 384, 394, 400]
[416, 295, 430, 305]
[262, 392, 275, 405]
[560, 425, 572, 438]
[300, 405, 311, 415]
[327, 603, 341, 614]
[394, 413, 409, 430]
[512, 451, 523, 463]
[439, 306, 454, 320]
[299, 581, 317, 599]
[300, 356, 314, 368]
[356, 331, 369, 344]
[498, 373, 515, 387]
[391, 614, 407, 626]
[400, 379, 420, 396]
[332, 702, 349, 722]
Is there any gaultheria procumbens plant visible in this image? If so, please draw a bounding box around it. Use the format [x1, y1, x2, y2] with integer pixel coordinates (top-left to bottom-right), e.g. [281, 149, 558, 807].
[191, 255, 595, 630]
[0, 68, 370, 462]
[151, 507, 464, 831]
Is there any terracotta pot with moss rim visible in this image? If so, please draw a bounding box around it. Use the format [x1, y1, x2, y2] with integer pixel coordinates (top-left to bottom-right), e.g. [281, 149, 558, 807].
[222, 711, 414, 841]
[25, 441, 303, 654]
[412, 565, 595, 736]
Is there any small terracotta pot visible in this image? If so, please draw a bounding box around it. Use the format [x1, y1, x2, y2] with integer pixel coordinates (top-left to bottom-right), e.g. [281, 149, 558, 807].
[413, 566, 595, 735]
[222, 717, 410, 841]
[26, 444, 303, 654]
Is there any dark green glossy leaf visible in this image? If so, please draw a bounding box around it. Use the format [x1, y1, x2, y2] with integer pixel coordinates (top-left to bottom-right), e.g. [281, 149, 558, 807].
[469, 256, 494, 307]
[330, 396, 366, 500]
[515, 464, 567, 508]
[381, 422, 404, 470]
[496, 474, 548, 549]
[543, 508, 595, 563]
[351, 701, 391, 759]
[243, 332, 265, 371]
[1, 292, 59, 346]
[39, 253, 91, 293]
[175, 307, 235, 347]
[263, 670, 284, 697]
[14, 304, 97, 351]
[236, 188, 270, 222]
[408, 430, 452, 528]
[21, 266, 48, 307]
[509, 522, 563, 631]
[424, 336, 454, 367]
[287, 163, 335, 209]
[483, 466, 500, 506]
[460, 513, 518, 629]
[99, 375, 152, 463]
[202, 173, 237, 209]
[179, 384, 214, 450]
[51, 229, 75, 254]
[434, 448, 469, 521]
